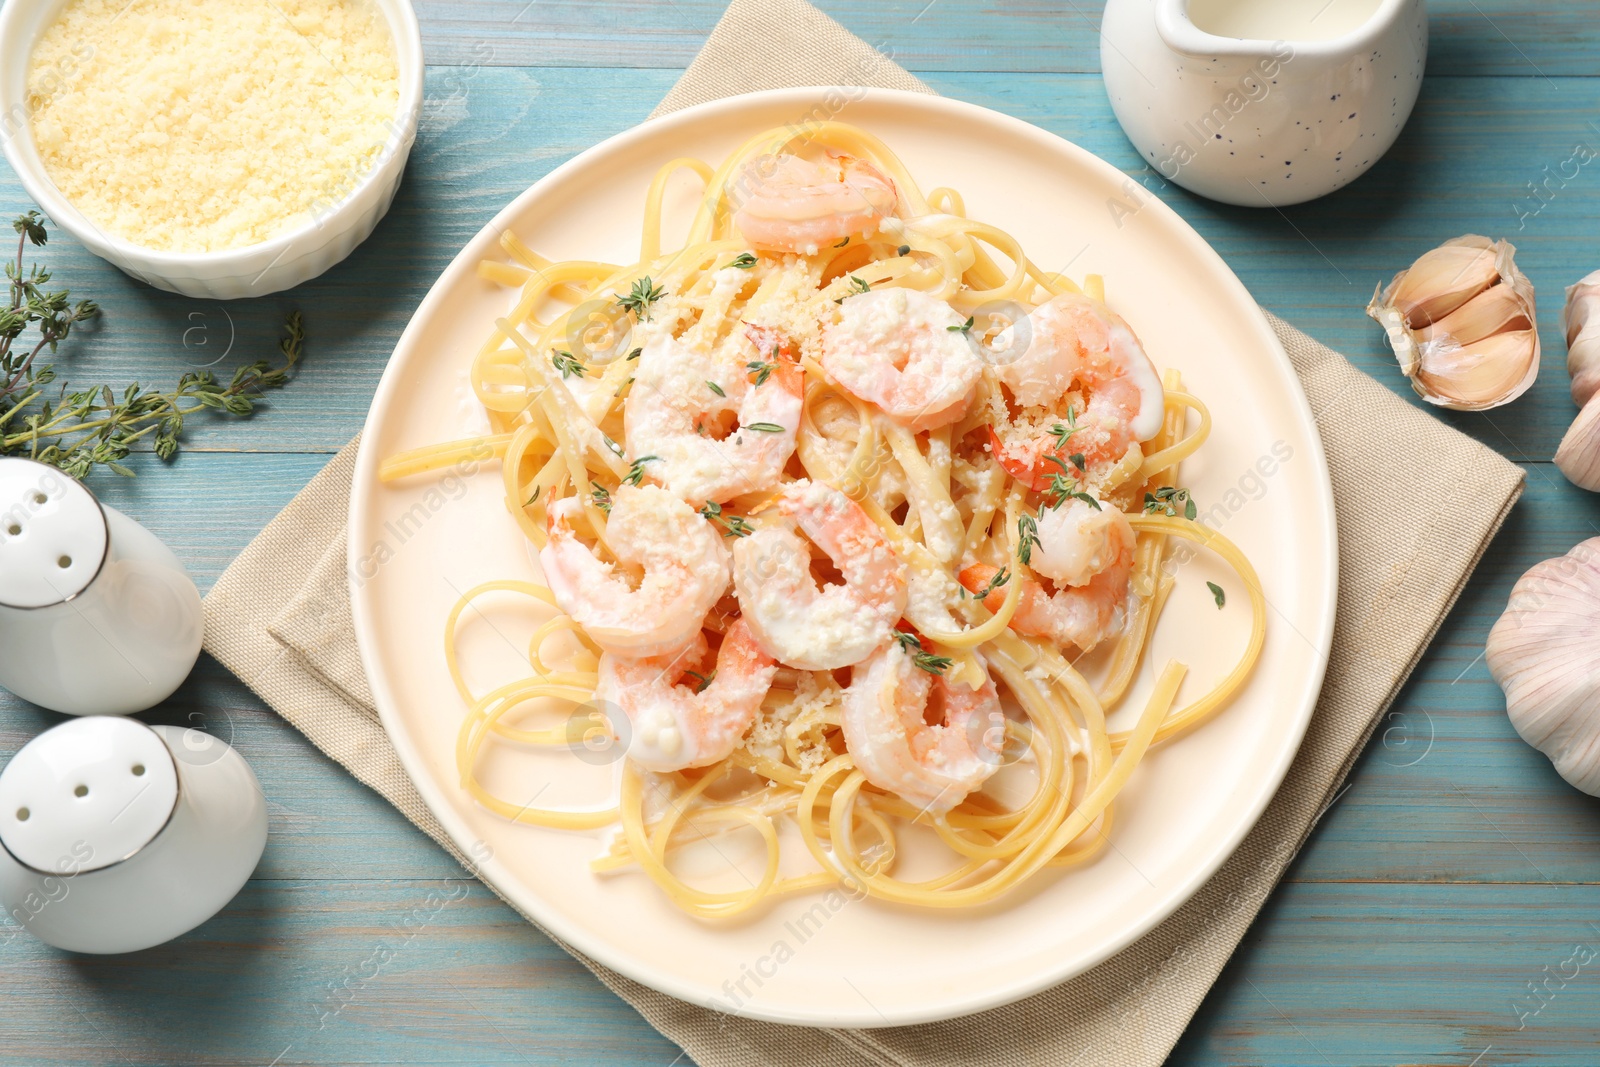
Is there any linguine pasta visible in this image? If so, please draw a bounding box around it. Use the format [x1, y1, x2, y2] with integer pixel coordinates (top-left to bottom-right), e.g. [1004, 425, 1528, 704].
[380, 121, 1266, 919]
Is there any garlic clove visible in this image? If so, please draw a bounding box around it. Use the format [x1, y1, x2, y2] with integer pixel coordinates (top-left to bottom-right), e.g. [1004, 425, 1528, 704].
[1487, 538, 1600, 796]
[1414, 329, 1539, 411]
[1563, 269, 1600, 407]
[1367, 235, 1538, 411]
[1381, 240, 1500, 327]
[1417, 283, 1533, 347]
[1555, 390, 1600, 491]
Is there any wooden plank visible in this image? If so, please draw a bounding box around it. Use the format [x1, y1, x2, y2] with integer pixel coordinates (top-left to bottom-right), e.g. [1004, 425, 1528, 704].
[7, 878, 1600, 1065]
[1173, 881, 1600, 1066]
[413, 0, 1600, 79]
[0, 879, 680, 1066]
[5, 69, 1600, 460]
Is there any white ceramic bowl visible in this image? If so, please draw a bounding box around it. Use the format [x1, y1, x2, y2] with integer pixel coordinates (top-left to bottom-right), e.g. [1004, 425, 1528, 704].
[0, 0, 423, 298]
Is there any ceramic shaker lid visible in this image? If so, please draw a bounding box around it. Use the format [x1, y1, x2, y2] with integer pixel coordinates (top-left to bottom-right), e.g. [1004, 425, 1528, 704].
[0, 457, 108, 609]
[0, 716, 178, 874]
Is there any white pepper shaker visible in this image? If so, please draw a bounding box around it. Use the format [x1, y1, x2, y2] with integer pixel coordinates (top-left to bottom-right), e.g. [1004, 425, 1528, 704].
[0, 716, 267, 953]
[0, 457, 203, 715]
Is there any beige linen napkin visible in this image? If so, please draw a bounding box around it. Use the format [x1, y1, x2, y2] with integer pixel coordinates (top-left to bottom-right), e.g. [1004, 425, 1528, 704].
[203, 2, 1525, 1063]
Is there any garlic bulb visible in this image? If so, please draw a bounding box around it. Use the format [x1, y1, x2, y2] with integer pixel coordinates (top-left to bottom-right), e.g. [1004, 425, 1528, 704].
[1487, 539, 1600, 795]
[1556, 272, 1600, 491]
[1366, 234, 1539, 410]
[1555, 395, 1600, 491]
[1564, 271, 1600, 406]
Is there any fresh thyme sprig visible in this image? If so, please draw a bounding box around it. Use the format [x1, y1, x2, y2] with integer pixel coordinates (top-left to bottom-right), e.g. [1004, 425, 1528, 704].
[1017, 513, 1040, 566]
[617, 276, 666, 320]
[551, 350, 586, 379]
[698, 500, 752, 538]
[1207, 581, 1226, 609]
[1144, 486, 1197, 520]
[965, 567, 1010, 600]
[834, 275, 870, 304]
[706, 380, 725, 398]
[947, 316, 975, 334]
[0, 212, 302, 479]
[623, 455, 657, 487]
[1047, 407, 1082, 453]
[725, 253, 757, 270]
[1040, 455, 1101, 512]
[747, 360, 774, 387]
[892, 629, 953, 675]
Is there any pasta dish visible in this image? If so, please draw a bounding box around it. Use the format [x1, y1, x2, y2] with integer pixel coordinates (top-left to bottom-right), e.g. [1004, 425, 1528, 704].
[379, 121, 1265, 918]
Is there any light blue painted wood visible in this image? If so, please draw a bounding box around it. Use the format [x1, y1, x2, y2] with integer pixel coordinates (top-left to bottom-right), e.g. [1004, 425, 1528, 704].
[415, 0, 1600, 79]
[2, 2, 1600, 1065]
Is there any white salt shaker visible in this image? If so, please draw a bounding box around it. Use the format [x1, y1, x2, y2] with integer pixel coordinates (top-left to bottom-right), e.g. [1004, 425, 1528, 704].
[0, 716, 267, 953]
[0, 457, 203, 715]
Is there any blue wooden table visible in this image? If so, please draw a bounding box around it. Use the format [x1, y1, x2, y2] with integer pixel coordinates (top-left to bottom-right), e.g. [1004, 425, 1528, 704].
[4, 2, 1600, 1064]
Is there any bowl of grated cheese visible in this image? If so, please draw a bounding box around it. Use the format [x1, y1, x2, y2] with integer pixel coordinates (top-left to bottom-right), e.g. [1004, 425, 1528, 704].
[0, 0, 423, 298]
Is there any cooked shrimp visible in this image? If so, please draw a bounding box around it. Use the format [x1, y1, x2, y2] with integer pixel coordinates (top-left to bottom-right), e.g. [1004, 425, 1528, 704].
[624, 325, 803, 505]
[539, 485, 731, 658]
[821, 287, 984, 432]
[595, 619, 777, 772]
[730, 152, 898, 255]
[959, 498, 1135, 651]
[991, 293, 1165, 490]
[841, 642, 1005, 814]
[732, 479, 908, 670]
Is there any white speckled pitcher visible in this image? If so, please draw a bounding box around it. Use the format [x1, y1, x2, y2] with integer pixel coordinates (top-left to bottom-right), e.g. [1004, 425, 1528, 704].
[1101, 0, 1428, 206]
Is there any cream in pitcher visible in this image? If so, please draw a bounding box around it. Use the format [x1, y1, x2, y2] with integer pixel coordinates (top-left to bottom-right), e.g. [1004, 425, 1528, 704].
[1100, 0, 1428, 206]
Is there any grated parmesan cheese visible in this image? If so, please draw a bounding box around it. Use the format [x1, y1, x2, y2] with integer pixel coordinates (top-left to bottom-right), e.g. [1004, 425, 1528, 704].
[26, 0, 400, 253]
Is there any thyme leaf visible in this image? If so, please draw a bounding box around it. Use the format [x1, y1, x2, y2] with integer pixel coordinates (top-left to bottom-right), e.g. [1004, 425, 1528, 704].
[1017, 514, 1040, 566]
[968, 567, 1010, 600]
[833, 275, 870, 304]
[551, 350, 586, 378]
[893, 629, 952, 674]
[623, 455, 658, 487]
[698, 500, 753, 538]
[617, 276, 666, 320]
[1143, 486, 1197, 520]
[0, 212, 302, 479]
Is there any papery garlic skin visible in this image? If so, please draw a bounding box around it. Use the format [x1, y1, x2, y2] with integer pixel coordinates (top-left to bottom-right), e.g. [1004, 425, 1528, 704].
[1366, 234, 1539, 411]
[1487, 538, 1600, 796]
[1562, 269, 1600, 407]
[1555, 394, 1600, 491]
[1555, 270, 1600, 492]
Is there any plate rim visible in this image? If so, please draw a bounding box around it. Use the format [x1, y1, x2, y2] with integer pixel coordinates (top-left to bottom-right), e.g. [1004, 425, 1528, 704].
[348, 84, 1339, 1029]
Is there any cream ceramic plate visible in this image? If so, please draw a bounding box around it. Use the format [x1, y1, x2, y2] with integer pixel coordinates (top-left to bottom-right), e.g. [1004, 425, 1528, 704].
[349, 87, 1336, 1028]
